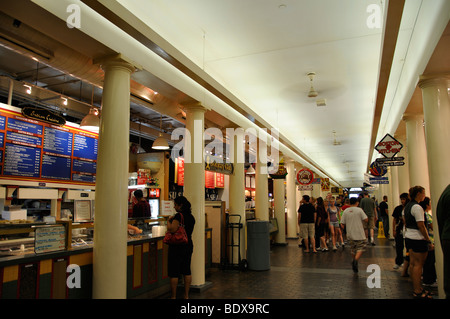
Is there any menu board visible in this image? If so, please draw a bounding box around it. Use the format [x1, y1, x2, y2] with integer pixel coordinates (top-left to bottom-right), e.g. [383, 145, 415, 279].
[0, 105, 98, 185]
[34, 225, 66, 254]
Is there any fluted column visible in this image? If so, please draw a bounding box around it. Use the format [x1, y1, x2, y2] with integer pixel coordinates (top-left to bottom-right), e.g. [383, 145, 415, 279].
[93, 56, 135, 299]
[419, 74, 450, 299]
[183, 102, 206, 286]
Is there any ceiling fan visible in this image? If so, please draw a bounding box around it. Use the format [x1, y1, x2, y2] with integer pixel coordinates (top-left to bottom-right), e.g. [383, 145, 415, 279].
[332, 130, 341, 146]
[307, 72, 318, 98]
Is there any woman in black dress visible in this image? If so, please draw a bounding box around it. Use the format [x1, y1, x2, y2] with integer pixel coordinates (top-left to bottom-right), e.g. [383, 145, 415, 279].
[166, 196, 195, 299]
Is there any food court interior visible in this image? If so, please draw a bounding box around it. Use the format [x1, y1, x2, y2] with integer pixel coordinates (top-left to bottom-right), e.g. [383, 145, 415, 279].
[0, 0, 449, 300]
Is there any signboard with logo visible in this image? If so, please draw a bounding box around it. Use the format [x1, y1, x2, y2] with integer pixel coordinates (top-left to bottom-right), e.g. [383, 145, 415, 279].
[321, 178, 330, 192]
[296, 168, 314, 185]
[375, 133, 403, 158]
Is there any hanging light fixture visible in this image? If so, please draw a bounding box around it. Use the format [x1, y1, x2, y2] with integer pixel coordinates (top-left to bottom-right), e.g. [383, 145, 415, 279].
[152, 114, 169, 150]
[246, 164, 255, 174]
[80, 85, 100, 133]
[80, 107, 100, 133]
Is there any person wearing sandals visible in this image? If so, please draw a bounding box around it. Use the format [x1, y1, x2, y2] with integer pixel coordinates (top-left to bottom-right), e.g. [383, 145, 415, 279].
[403, 186, 434, 299]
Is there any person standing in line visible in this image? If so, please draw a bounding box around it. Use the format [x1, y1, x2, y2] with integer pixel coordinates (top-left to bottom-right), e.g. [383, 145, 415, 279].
[315, 197, 329, 252]
[436, 184, 450, 299]
[420, 197, 437, 288]
[379, 195, 390, 238]
[167, 196, 196, 299]
[298, 195, 317, 253]
[340, 197, 368, 273]
[403, 186, 433, 299]
[392, 193, 409, 269]
[359, 191, 378, 245]
[328, 196, 344, 251]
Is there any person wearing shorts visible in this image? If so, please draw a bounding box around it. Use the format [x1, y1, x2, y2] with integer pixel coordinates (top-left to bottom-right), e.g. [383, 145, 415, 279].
[340, 197, 368, 273]
[359, 192, 377, 245]
[298, 195, 317, 253]
[403, 186, 434, 299]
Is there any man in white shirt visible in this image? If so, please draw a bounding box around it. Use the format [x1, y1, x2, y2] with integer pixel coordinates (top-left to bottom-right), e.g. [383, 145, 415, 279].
[341, 197, 368, 273]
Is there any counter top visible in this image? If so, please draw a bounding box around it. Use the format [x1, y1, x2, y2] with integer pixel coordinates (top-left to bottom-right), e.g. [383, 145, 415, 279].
[0, 232, 165, 267]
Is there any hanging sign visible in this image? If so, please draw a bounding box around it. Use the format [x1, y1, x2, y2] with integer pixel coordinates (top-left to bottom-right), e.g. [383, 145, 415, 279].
[22, 107, 66, 126]
[321, 178, 330, 192]
[369, 161, 388, 177]
[269, 160, 287, 179]
[375, 133, 403, 158]
[296, 168, 314, 185]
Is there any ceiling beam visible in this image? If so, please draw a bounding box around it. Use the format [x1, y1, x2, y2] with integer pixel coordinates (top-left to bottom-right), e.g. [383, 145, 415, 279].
[367, 0, 406, 168]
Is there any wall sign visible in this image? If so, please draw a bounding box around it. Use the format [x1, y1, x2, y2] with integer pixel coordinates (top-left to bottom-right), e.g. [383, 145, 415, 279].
[22, 107, 66, 126]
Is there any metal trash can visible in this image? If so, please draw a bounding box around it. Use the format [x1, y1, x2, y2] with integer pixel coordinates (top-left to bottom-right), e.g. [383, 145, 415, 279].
[246, 220, 270, 271]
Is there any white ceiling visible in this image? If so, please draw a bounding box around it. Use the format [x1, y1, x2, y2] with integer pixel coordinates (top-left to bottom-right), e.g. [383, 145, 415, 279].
[28, 0, 449, 188]
[115, 0, 385, 187]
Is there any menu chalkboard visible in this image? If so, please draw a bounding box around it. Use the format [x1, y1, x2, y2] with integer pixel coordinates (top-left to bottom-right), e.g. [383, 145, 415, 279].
[0, 104, 98, 185]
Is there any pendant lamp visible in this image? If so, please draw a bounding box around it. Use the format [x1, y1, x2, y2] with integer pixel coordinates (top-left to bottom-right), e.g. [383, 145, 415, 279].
[80, 107, 100, 133]
[152, 114, 169, 150]
[80, 85, 100, 133]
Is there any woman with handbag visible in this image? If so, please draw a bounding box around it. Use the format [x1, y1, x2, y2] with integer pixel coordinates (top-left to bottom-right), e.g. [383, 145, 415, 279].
[403, 186, 434, 299]
[166, 196, 195, 299]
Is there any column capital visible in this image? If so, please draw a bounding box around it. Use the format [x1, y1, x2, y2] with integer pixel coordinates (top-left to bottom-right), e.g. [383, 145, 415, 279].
[402, 113, 423, 122]
[93, 53, 139, 74]
[418, 73, 450, 89]
[182, 101, 209, 113]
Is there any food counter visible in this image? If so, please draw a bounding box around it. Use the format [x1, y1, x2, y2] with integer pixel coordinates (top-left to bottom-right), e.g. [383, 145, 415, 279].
[0, 220, 212, 299]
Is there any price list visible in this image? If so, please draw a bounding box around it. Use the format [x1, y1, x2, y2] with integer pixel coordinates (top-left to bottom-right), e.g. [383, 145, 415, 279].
[0, 106, 98, 185]
[3, 143, 41, 177]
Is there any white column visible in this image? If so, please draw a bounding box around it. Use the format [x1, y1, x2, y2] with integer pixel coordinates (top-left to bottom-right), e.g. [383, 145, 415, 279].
[183, 103, 206, 286]
[396, 137, 410, 194]
[255, 139, 269, 221]
[402, 113, 430, 193]
[273, 177, 287, 244]
[93, 57, 135, 299]
[229, 128, 246, 263]
[286, 160, 297, 238]
[419, 74, 450, 299]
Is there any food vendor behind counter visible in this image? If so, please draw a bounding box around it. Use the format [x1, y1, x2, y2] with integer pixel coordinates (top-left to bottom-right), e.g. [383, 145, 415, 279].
[132, 189, 151, 218]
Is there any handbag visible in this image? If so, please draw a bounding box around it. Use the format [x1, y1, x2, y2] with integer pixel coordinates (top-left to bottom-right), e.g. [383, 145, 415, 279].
[163, 213, 188, 245]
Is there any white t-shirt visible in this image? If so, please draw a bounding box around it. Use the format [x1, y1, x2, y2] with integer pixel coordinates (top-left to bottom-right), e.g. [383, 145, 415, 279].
[341, 207, 367, 241]
[403, 204, 425, 240]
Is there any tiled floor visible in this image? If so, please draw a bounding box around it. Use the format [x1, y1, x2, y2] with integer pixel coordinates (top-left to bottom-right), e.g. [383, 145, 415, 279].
[153, 237, 439, 300]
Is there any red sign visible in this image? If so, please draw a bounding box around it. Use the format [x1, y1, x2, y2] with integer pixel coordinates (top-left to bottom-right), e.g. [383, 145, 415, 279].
[296, 168, 314, 185]
[375, 133, 403, 158]
[205, 171, 215, 189]
[176, 157, 184, 186]
[215, 173, 225, 188]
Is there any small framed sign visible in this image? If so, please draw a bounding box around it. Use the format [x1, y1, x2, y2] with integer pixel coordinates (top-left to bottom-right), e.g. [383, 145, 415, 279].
[74, 200, 92, 222]
[34, 225, 66, 254]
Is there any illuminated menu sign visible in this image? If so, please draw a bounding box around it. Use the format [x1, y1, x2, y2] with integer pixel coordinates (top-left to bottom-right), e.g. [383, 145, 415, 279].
[0, 105, 98, 185]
